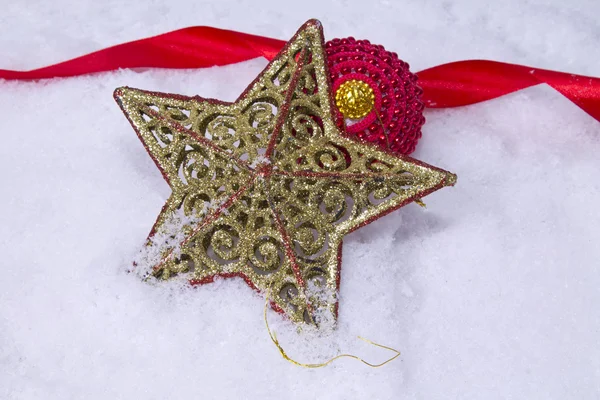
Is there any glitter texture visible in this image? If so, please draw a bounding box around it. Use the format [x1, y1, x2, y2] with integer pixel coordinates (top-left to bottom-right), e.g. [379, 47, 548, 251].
[114, 19, 456, 326]
[335, 79, 375, 119]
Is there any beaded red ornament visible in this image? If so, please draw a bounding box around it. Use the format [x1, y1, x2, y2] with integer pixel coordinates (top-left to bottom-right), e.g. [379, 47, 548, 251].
[325, 37, 425, 155]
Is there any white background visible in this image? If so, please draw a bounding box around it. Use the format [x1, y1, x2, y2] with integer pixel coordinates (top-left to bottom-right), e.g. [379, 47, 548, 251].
[1, 1, 599, 399]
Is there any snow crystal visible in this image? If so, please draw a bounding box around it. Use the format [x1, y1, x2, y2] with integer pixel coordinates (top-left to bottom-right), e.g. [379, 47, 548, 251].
[132, 207, 204, 279]
[249, 154, 270, 169]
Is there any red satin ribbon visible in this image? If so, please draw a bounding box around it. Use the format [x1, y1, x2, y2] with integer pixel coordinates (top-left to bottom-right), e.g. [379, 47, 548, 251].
[418, 61, 600, 121]
[1, 26, 599, 122]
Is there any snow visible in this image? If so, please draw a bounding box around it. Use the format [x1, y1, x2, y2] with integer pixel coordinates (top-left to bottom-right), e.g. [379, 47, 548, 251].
[1, 1, 600, 399]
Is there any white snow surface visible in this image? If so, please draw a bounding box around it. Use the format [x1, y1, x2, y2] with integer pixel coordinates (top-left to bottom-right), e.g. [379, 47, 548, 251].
[1, 1, 600, 399]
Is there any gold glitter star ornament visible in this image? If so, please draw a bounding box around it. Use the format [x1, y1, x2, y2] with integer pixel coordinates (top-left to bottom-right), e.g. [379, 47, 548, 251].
[114, 19, 456, 326]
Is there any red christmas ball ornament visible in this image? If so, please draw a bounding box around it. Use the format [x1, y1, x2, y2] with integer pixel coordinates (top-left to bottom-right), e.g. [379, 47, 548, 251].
[325, 37, 425, 155]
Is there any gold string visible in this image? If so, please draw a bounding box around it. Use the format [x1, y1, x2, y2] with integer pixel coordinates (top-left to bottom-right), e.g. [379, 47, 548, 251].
[264, 294, 401, 368]
[414, 198, 427, 208]
[374, 108, 391, 150]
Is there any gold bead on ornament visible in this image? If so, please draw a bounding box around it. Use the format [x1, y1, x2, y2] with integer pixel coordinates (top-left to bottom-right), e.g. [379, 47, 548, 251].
[335, 79, 375, 119]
